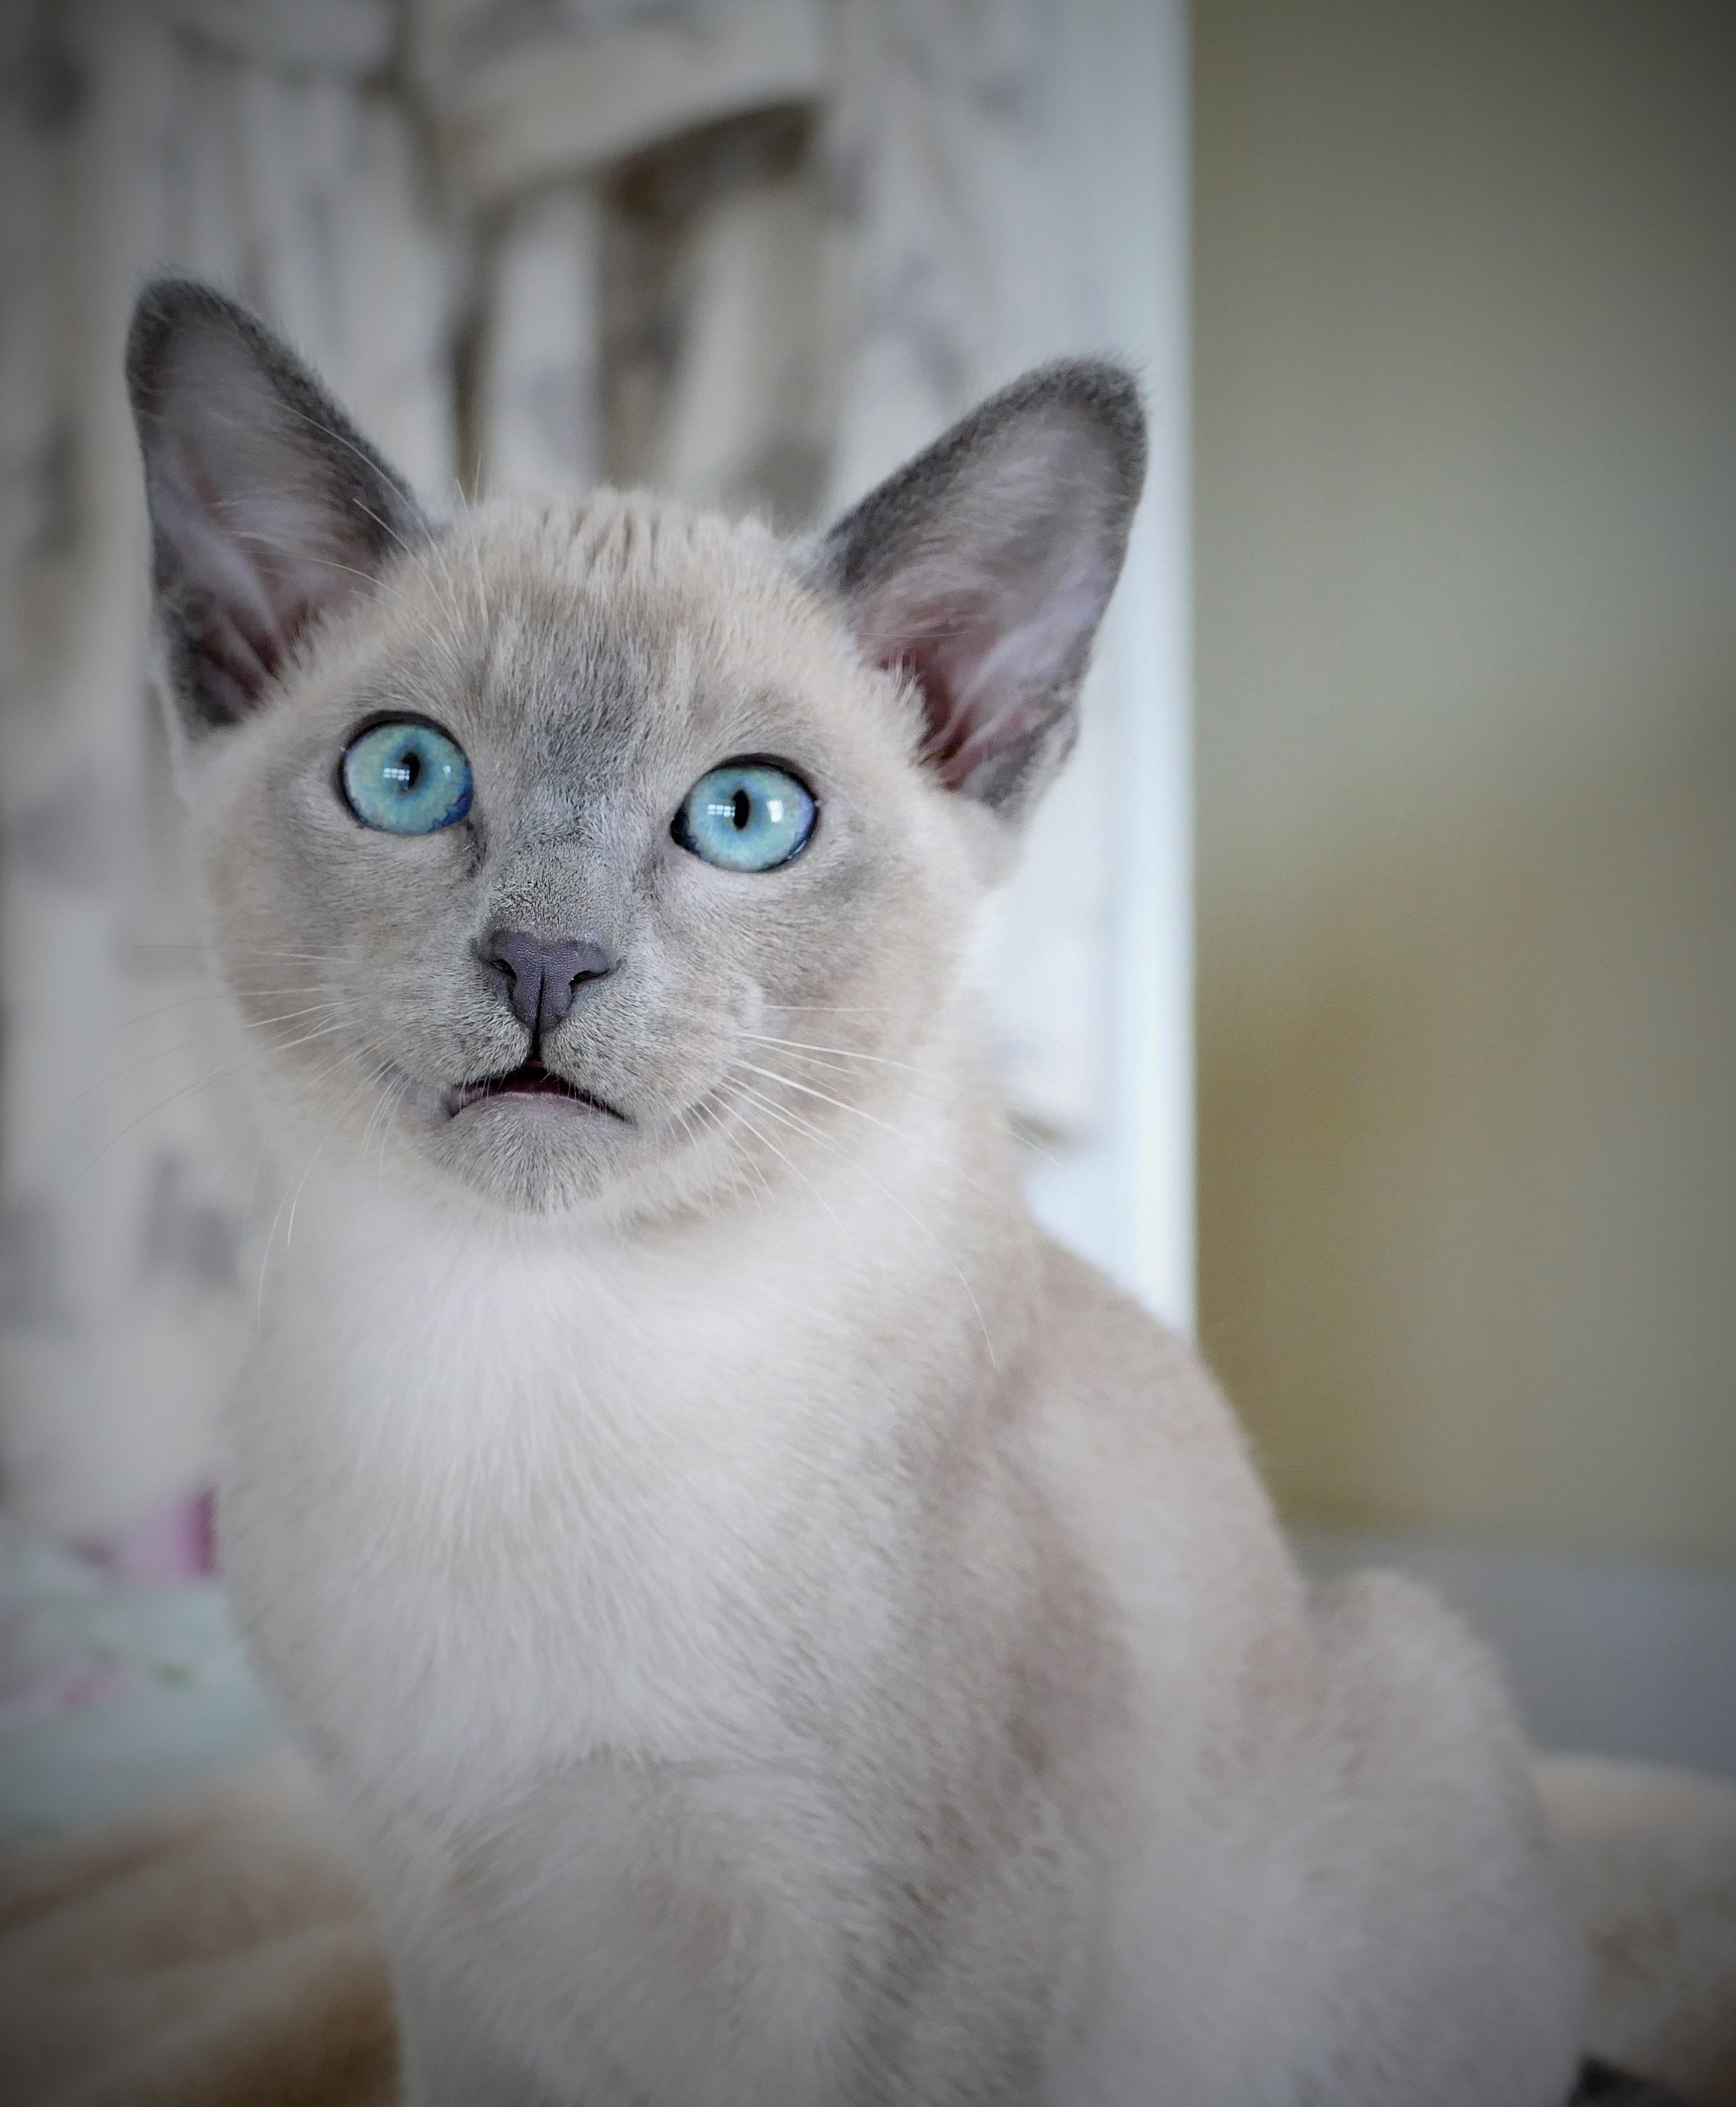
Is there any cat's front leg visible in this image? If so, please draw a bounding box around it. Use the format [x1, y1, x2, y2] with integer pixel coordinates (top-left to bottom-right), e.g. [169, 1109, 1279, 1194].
[395, 1960, 576, 2107]
[423, 1755, 859, 2107]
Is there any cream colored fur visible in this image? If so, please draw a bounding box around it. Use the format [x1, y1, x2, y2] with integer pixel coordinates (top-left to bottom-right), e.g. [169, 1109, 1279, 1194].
[128, 286, 1595, 2104]
[3, 1751, 1731, 2107]
[204, 571, 1585, 2099]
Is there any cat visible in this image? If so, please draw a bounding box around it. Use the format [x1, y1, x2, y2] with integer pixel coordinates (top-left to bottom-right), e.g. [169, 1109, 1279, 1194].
[126, 276, 1587, 2107]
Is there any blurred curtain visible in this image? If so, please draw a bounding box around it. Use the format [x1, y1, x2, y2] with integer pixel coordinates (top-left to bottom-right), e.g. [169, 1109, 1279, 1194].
[0, 0, 454, 1552]
[0, 0, 1111, 1548]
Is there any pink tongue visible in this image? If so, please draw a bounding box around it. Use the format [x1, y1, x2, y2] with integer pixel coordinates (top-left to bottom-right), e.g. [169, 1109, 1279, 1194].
[501, 1062, 572, 1095]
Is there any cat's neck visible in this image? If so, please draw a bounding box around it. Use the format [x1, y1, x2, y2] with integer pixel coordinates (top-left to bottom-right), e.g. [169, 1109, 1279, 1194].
[250, 1054, 1037, 1461]
[226, 1059, 1040, 1795]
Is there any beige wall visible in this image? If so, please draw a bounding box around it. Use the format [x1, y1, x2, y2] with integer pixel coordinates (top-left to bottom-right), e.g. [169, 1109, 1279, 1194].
[1194, 2, 1736, 1565]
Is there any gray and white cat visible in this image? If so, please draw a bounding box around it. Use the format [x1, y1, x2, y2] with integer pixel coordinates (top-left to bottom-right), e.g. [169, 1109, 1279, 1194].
[127, 278, 1586, 2106]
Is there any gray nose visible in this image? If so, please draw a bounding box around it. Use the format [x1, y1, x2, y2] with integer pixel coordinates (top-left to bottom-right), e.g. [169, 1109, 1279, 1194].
[481, 929, 613, 1035]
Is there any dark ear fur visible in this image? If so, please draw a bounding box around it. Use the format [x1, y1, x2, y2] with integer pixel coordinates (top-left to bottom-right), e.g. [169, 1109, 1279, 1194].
[806, 362, 1146, 819]
[125, 277, 427, 735]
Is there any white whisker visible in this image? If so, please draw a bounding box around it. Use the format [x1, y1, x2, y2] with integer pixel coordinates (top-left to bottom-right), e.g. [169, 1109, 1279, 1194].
[724, 1073, 997, 1367]
[711, 1084, 860, 1259]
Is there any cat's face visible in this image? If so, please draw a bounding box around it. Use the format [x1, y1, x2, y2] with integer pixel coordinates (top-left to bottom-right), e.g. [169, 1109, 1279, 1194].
[128, 282, 1144, 1221]
[195, 505, 973, 1216]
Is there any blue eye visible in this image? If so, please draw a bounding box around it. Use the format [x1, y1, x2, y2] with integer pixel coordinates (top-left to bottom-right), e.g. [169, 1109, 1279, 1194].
[675, 761, 815, 872]
[341, 720, 472, 835]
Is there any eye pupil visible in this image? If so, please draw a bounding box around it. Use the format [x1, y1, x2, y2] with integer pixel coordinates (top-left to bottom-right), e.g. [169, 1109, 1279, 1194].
[732, 788, 750, 830]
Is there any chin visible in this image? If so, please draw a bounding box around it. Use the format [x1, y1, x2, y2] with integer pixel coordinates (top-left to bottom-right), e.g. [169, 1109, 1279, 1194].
[418, 1098, 636, 1216]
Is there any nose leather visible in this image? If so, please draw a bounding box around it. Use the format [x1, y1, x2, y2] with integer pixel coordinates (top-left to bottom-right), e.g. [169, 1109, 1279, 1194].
[481, 929, 612, 1035]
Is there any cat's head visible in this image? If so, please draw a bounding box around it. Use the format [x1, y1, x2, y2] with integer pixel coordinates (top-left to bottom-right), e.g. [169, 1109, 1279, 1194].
[126, 278, 1144, 1221]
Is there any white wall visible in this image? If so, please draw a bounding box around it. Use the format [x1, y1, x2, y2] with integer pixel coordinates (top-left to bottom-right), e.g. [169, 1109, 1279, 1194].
[1025, 0, 1195, 1334]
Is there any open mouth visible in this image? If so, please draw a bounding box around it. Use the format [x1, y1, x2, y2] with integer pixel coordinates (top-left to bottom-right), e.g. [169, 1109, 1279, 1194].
[446, 1059, 624, 1121]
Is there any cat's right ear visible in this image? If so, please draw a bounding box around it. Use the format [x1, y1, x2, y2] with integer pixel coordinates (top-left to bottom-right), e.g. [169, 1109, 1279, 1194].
[126, 277, 428, 736]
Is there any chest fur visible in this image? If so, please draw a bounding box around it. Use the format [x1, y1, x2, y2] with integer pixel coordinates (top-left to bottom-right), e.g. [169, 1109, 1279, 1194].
[221, 1182, 934, 1818]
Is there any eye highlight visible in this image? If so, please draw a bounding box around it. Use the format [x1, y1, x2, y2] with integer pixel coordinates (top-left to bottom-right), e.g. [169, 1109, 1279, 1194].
[675, 761, 815, 872]
[341, 720, 472, 835]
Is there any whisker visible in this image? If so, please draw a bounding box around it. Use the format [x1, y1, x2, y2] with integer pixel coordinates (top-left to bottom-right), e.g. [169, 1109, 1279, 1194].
[256, 1045, 382, 1313]
[123, 943, 353, 962]
[277, 1049, 395, 1261]
[111, 988, 349, 1032]
[110, 989, 239, 1030]
[699, 1092, 776, 1211]
[239, 1002, 348, 1028]
[357, 1065, 400, 1166]
[729, 1055, 1005, 1211]
[732, 1059, 924, 1153]
[731, 1031, 943, 1083]
[265, 1017, 355, 1058]
[758, 1003, 907, 1017]
[711, 1085, 860, 1259]
[724, 1074, 997, 1367]
[61, 1000, 344, 1108]
[673, 1096, 763, 1218]
[68, 1060, 239, 1191]
[374, 1070, 415, 1187]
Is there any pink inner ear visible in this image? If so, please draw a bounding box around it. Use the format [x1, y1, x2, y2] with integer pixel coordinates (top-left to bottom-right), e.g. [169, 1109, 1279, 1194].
[895, 629, 989, 791]
[159, 435, 360, 706]
[818, 377, 1139, 811]
[864, 587, 1010, 793]
[869, 569, 1090, 796]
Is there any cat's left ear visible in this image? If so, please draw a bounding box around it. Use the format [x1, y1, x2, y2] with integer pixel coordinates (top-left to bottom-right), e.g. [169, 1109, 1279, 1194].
[126, 277, 430, 736]
[806, 362, 1146, 822]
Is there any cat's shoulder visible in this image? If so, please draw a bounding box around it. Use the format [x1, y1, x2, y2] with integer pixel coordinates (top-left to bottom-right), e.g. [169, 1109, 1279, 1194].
[1018, 1231, 1301, 1662]
[1022, 1233, 1267, 1495]
[1031, 1235, 1217, 1416]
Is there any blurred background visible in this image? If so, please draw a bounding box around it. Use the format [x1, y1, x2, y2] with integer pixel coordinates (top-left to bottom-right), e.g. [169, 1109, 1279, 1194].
[1195, 0, 1736, 1775]
[0, 0, 1730, 1834]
